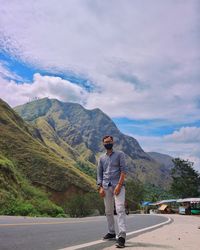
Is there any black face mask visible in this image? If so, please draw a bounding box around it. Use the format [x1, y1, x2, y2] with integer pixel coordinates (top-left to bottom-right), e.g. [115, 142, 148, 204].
[104, 143, 113, 150]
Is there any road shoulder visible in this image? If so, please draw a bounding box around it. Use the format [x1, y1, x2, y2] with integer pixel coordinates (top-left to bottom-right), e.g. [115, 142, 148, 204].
[103, 214, 200, 250]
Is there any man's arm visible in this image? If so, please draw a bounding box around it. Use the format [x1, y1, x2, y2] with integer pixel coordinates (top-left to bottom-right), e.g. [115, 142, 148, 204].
[114, 152, 127, 196]
[97, 158, 105, 197]
[118, 172, 126, 186]
[119, 151, 127, 174]
[114, 172, 126, 195]
[97, 158, 103, 186]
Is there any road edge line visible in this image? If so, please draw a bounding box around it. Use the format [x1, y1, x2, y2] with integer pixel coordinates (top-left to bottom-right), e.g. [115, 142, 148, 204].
[127, 216, 172, 236]
[58, 216, 172, 250]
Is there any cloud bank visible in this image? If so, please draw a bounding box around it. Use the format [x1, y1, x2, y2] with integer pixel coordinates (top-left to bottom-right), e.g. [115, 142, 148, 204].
[0, 73, 87, 106]
[0, 0, 200, 171]
[0, 0, 199, 122]
[133, 126, 200, 172]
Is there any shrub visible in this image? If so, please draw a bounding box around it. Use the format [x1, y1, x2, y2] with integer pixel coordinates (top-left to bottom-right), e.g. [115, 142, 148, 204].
[64, 192, 104, 217]
[4, 200, 38, 216]
[36, 200, 65, 217]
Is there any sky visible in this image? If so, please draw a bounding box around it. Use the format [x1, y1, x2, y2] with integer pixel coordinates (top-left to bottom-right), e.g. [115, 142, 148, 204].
[0, 0, 200, 172]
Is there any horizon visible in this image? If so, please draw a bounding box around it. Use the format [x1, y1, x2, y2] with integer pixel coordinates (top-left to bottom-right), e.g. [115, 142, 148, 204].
[0, 0, 199, 171]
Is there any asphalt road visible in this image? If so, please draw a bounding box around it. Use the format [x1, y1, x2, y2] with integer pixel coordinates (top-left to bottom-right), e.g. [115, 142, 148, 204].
[0, 214, 169, 250]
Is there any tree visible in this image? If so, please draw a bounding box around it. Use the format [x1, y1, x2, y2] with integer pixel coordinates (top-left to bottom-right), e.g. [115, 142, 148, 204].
[143, 184, 174, 202]
[125, 178, 145, 209]
[64, 192, 104, 217]
[170, 158, 200, 198]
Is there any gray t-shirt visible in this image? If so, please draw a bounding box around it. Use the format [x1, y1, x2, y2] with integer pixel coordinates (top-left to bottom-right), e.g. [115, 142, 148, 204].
[97, 150, 127, 189]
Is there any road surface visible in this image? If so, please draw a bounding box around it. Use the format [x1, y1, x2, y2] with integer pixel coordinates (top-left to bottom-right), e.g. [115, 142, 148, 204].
[0, 214, 170, 250]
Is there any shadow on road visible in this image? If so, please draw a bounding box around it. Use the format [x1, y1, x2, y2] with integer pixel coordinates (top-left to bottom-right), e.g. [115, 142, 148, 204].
[125, 241, 173, 249]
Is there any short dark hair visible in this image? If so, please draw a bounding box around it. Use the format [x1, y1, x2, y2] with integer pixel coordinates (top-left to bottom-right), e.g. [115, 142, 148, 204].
[102, 135, 113, 142]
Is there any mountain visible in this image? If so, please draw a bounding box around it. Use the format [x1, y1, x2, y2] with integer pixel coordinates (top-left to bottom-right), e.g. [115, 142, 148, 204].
[15, 98, 172, 187]
[148, 152, 174, 169]
[0, 98, 96, 209]
[15, 98, 150, 159]
[147, 152, 174, 186]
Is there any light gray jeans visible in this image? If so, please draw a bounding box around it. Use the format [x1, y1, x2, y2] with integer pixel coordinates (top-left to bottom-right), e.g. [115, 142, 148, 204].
[104, 186, 126, 239]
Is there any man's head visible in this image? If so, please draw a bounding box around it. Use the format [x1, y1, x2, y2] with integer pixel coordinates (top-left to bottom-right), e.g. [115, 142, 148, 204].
[102, 135, 114, 150]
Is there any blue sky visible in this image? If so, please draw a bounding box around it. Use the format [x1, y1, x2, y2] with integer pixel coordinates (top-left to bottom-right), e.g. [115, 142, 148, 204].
[0, 50, 95, 91]
[0, 0, 200, 171]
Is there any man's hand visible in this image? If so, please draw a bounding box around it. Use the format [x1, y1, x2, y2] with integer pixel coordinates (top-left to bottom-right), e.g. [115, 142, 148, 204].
[114, 183, 122, 196]
[99, 186, 105, 198]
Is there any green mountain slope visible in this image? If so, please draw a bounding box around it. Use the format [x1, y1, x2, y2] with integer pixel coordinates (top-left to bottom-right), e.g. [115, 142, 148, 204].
[0, 154, 64, 216]
[15, 98, 171, 188]
[0, 99, 96, 208]
[15, 98, 150, 159]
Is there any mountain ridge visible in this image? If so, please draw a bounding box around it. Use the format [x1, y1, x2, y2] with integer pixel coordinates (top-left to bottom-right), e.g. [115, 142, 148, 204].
[15, 98, 152, 159]
[15, 97, 172, 188]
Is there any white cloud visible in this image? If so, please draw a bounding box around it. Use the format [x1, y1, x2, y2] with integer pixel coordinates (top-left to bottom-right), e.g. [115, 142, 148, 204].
[132, 127, 200, 173]
[164, 127, 200, 143]
[0, 0, 199, 122]
[0, 73, 87, 107]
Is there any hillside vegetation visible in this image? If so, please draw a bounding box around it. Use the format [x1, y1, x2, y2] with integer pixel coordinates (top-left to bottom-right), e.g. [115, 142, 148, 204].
[0, 154, 64, 216]
[0, 99, 96, 215]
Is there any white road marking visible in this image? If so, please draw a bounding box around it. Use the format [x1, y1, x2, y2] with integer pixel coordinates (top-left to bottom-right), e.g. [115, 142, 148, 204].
[127, 217, 172, 236]
[59, 239, 105, 250]
[58, 217, 172, 250]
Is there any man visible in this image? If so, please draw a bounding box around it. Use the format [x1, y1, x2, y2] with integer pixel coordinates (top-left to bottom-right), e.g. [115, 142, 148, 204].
[97, 135, 127, 248]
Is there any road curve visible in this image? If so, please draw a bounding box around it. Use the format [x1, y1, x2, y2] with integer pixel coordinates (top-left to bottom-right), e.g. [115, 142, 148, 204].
[0, 214, 170, 250]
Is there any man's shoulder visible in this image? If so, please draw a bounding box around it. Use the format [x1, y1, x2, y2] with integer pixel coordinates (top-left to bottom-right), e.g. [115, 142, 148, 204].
[98, 150, 125, 160]
[114, 150, 125, 156]
[99, 153, 106, 160]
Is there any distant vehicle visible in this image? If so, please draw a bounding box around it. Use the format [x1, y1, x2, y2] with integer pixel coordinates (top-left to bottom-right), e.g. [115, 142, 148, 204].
[177, 198, 200, 215]
[178, 206, 191, 215]
[179, 206, 186, 215]
[191, 204, 200, 215]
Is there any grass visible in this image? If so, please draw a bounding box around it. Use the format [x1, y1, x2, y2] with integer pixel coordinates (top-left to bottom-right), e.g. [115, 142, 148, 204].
[0, 99, 97, 216]
[0, 154, 65, 217]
